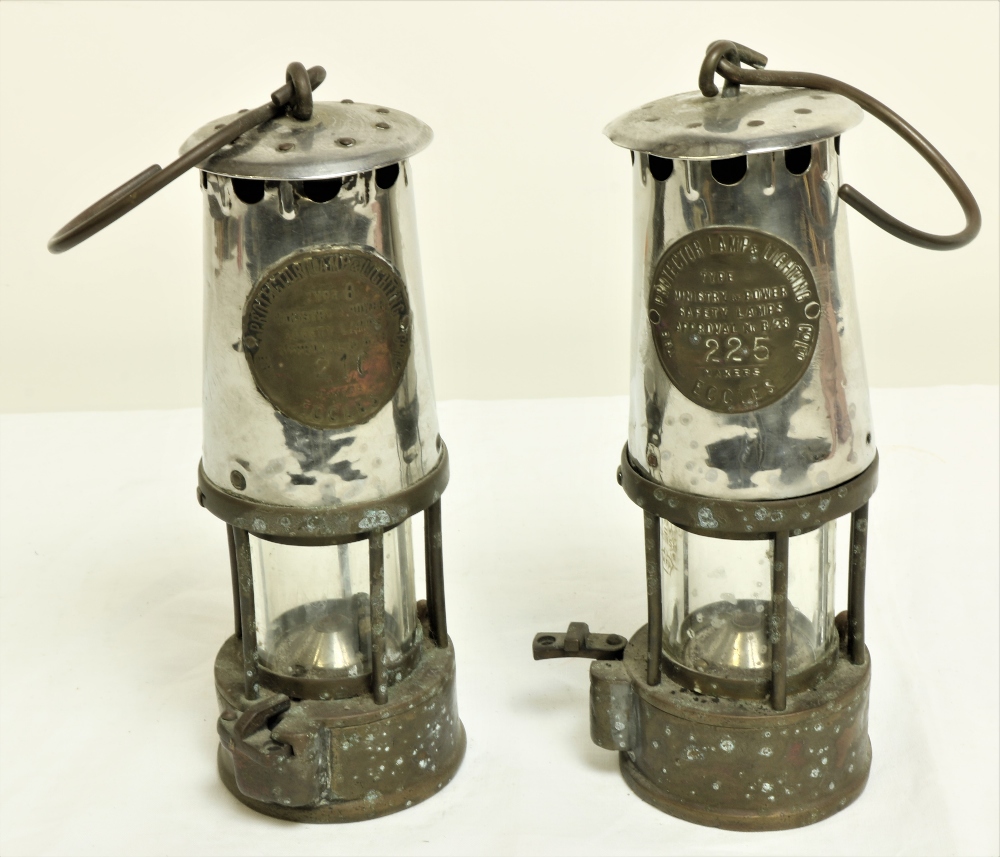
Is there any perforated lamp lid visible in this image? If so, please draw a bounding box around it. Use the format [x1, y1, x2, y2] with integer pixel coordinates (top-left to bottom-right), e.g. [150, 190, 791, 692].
[604, 86, 863, 161]
[181, 101, 433, 180]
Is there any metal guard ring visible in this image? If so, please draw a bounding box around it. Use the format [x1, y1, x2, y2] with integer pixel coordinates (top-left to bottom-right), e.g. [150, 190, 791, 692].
[618, 444, 878, 540]
[197, 443, 450, 545]
[698, 40, 981, 251]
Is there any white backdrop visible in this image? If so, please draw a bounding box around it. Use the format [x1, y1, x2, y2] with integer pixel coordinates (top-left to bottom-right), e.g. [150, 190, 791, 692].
[0, 0, 997, 413]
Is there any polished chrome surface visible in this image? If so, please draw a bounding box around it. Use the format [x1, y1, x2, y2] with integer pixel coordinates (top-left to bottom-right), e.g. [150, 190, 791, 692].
[628, 140, 875, 500]
[202, 161, 441, 508]
[182, 102, 432, 180]
[605, 86, 861, 160]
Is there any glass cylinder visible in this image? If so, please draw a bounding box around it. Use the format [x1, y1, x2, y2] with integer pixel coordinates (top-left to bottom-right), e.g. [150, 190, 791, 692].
[251, 521, 418, 682]
[661, 519, 836, 688]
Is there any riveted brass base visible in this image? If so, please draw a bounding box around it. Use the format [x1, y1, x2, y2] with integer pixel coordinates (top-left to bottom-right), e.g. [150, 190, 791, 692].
[217, 735, 466, 823]
[591, 627, 871, 831]
[214, 619, 465, 823]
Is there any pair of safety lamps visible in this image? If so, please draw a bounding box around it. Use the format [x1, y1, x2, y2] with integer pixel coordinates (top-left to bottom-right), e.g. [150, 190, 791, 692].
[50, 43, 979, 830]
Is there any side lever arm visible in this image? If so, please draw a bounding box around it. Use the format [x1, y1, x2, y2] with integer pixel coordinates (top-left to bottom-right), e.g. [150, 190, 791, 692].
[532, 622, 627, 661]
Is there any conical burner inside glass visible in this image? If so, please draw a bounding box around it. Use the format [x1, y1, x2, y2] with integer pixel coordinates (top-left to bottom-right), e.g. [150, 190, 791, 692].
[678, 598, 817, 679]
[268, 597, 369, 676]
[693, 603, 770, 670]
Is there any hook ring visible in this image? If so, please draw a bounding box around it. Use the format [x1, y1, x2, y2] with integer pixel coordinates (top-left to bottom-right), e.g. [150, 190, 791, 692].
[699, 40, 768, 98]
[277, 61, 313, 120]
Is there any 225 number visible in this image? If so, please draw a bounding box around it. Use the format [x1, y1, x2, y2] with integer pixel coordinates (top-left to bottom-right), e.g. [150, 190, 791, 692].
[704, 336, 770, 364]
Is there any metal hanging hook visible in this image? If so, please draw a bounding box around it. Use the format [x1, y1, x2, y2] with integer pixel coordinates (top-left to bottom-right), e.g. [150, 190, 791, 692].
[699, 39, 767, 99]
[698, 40, 981, 251]
[47, 62, 326, 255]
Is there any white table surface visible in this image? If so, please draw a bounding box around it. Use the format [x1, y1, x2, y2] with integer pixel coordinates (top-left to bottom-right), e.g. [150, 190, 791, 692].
[1, 388, 997, 856]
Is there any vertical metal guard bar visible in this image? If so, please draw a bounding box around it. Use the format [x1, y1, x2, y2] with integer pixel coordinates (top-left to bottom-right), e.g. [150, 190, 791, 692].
[770, 531, 789, 711]
[644, 512, 663, 686]
[848, 503, 869, 665]
[226, 525, 242, 639]
[231, 527, 259, 700]
[369, 529, 388, 705]
[424, 500, 448, 647]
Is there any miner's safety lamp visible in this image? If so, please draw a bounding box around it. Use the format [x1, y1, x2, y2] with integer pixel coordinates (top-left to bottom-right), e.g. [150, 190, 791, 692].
[533, 41, 980, 830]
[49, 64, 465, 822]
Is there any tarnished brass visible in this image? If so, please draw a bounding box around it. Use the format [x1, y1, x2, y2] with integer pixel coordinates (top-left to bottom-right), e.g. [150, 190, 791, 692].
[243, 246, 412, 430]
[532, 622, 628, 661]
[214, 612, 465, 822]
[591, 626, 871, 831]
[649, 227, 820, 414]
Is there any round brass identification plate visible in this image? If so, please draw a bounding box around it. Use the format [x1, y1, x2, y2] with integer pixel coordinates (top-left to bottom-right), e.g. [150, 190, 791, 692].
[648, 227, 820, 414]
[243, 247, 411, 429]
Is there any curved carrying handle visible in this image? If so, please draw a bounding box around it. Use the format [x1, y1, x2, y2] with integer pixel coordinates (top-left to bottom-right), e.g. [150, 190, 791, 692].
[699, 40, 981, 251]
[48, 62, 326, 254]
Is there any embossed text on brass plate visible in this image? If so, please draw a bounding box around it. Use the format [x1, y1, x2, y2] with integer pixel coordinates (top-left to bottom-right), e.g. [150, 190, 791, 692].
[243, 247, 411, 430]
[649, 228, 820, 414]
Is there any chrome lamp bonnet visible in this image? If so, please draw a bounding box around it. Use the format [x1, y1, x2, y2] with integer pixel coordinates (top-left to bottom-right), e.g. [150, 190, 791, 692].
[533, 42, 979, 830]
[48, 63, 465, 822]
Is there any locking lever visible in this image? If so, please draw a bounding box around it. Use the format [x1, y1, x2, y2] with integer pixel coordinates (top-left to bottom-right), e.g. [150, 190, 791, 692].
[532, 622, 627, 661]
[217, 692, 330, 806]
[218, 693, 293, 766]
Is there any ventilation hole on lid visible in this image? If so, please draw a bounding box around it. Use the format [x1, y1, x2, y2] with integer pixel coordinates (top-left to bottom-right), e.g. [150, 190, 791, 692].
[375, 163, 400, 189]
[231, 178, 265, 204]
[834, 135, 841, 155]
[747, 120, 765, 127]
[784, 145, 812, 175]
[649, 155, 674, 182]
[711, 156, 747, 185]
[300, 178, 343, 203]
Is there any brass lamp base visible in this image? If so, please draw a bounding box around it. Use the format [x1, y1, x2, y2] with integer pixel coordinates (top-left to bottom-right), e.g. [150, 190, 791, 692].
[591, 627, 871, 831]
[213, 618, 465, 822]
